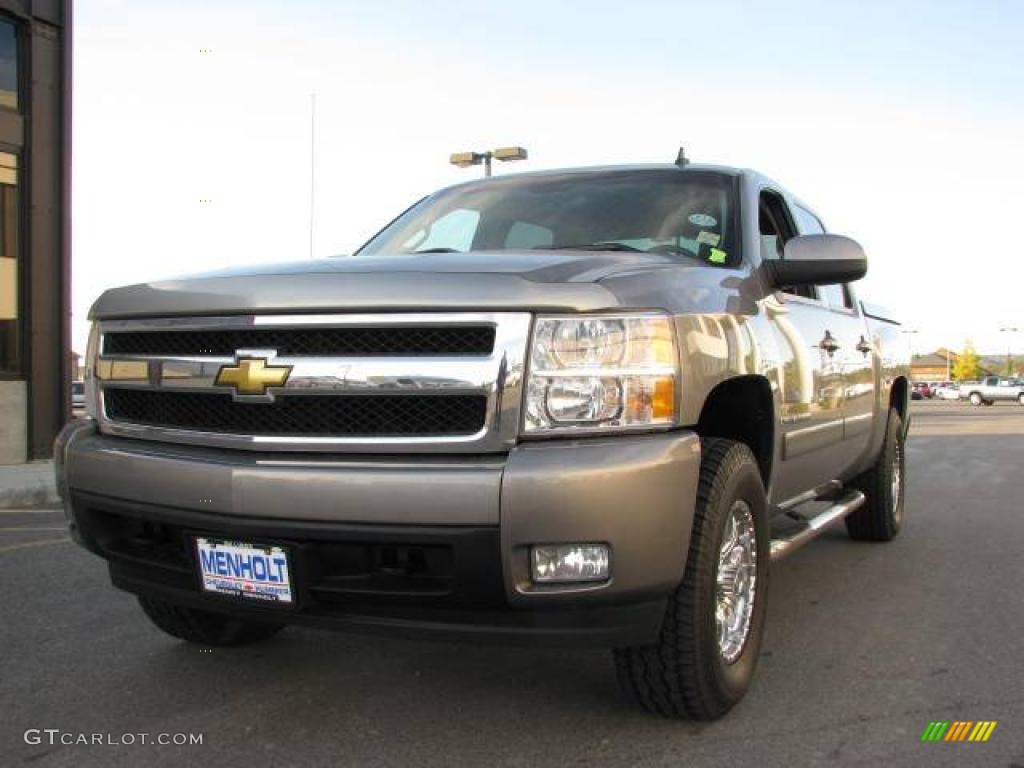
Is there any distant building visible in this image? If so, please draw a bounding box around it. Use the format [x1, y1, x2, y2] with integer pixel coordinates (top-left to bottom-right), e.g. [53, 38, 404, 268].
[910, 350, 956, 382]
[910, 348, 1003, 382]
[0, 1, 71, 463]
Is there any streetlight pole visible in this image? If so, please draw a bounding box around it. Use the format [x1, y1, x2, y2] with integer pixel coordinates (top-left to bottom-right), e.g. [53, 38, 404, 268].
[450, 146, 528, 177]
[901, 329, 918, 376]
[1000, 327, 1020, 377]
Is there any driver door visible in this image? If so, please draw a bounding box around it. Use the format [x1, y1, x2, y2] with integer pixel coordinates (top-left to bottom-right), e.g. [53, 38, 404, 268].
[759, 190, 848, 503]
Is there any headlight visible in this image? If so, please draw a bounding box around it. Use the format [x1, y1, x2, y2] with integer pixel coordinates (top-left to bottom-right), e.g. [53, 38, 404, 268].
[524, 313, 678, 434]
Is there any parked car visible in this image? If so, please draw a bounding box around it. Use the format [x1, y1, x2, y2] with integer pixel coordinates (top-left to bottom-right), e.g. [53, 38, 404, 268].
[932, 381, 959, 400]
[55, 160, 909, 720]
[911, 382, 931, 400]
[959, 376, 1024, 406]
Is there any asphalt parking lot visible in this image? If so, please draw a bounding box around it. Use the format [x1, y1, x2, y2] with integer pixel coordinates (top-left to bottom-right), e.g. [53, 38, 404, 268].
[2, 400, 1023, 767]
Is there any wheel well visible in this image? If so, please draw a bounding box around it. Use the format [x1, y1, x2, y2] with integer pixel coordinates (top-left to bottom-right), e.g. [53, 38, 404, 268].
[890, 376, 909, 420]
[696, 376, 774, 486]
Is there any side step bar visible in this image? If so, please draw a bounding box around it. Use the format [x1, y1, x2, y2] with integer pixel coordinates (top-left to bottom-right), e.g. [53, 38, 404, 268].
[769, 489, 866, 562]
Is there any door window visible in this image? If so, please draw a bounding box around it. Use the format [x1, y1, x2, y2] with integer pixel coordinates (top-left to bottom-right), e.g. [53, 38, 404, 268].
[792, 204, 826, 236]
[818, 283, 854, 310]
[760, 191, 817, 300]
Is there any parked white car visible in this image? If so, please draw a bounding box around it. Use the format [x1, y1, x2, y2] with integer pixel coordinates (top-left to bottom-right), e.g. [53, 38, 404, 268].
[932, 382, 959, 400]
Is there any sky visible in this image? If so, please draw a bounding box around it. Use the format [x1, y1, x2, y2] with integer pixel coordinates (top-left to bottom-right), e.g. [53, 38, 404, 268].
[73, 0, 1024, 359]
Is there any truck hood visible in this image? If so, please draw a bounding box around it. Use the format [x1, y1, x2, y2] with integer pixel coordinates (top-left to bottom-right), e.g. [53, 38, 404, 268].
[88, 250, 695, 319]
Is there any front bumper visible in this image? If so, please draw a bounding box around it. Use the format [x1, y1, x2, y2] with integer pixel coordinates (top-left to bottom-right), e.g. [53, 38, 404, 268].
[57, 421, 702, 646]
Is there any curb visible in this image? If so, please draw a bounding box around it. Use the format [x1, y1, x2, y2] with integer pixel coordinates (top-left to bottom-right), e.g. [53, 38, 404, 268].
[0, 461, 60, 509]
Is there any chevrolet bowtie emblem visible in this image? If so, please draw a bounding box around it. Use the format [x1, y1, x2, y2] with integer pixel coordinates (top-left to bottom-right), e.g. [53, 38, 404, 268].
[215, 357, 292, 397]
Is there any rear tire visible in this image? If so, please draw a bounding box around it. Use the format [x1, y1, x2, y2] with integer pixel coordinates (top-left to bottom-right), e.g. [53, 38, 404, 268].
[1018, 394, 1024, 406]
[846, 409, 905, 542]
[138, 596, 284, 646]
[614, 439, 769, 720]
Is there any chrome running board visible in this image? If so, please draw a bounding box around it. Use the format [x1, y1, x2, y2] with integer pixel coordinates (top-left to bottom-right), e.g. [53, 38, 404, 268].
[769, 489, 866, 562]
[775, 480, 842, 512]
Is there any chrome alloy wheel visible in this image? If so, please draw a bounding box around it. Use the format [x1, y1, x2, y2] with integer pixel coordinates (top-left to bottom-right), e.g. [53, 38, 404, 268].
[891, 437, 904, 525]
[716, 500, 757, 664]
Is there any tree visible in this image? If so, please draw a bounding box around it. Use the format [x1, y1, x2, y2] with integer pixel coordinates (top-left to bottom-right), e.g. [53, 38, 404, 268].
[952, 341, 983, 381]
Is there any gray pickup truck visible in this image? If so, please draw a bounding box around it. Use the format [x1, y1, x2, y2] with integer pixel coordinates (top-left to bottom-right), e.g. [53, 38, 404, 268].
[55, 161, 908, 719]
[959, 376, 1024, 406]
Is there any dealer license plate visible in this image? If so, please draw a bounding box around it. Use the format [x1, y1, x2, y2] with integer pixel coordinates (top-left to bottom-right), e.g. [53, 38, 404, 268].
[194, 537, 294, 604]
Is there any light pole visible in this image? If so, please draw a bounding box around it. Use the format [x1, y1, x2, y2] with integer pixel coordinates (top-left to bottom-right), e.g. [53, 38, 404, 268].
[450, 146, 528, 177]
[901, 329, 919, 377]
[1000, 326, 1020, 377]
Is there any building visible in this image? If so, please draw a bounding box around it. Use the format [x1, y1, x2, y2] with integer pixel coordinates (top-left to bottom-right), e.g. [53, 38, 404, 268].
[910, 348, 1004, 383]
[909, 350, 956, 382]
[0, 1, 70, 464]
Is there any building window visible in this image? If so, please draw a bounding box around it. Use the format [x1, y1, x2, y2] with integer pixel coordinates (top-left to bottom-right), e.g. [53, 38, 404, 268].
[0, 151, 18, 373]
[0, 19, 16, 111]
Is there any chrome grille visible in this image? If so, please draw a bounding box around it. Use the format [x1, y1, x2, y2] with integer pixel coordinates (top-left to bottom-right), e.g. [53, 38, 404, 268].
[91, 313, 531, 453]
[105, 390, 488, 437]
[103, 325, 496, 358]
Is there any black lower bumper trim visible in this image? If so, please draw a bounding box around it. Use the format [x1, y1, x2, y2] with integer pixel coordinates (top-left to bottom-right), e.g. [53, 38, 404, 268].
[71, 490, 666, 647]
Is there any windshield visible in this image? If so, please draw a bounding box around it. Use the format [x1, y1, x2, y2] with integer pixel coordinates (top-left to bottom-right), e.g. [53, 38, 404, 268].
[357, 170, 738, 266]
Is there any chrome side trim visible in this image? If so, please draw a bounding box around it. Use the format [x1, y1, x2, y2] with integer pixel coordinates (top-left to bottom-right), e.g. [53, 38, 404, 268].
[92, 313, 532, 453]
[843, 411, 875, 438]
[781, 418, 844, 460]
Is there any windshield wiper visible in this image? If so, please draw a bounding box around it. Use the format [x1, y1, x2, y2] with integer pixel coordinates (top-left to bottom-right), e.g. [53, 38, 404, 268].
[412, 247, 462, 254]
[539, 242, 644, 253]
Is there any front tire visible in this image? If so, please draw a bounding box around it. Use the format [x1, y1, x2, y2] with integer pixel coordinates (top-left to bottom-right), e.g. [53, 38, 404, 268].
[969, 392, 983, 406]
[846, 409, 905, 542]
[614, 439, 769, 720]
[138, 596, 284, 646]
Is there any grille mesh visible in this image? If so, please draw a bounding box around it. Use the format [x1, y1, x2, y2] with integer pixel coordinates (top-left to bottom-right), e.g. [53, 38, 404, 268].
[104, 389, 488, 437]
[103, 326, 496, 357]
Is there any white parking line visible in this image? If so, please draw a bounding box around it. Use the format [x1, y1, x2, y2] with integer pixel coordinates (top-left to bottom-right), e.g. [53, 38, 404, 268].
[0, 537, 69, 554]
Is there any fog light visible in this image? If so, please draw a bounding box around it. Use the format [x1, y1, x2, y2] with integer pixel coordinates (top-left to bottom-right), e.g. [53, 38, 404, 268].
[531, 544, 610, 583]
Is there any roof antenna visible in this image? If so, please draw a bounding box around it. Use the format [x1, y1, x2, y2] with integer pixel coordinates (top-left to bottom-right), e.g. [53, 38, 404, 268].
[675, 146, 690, 167]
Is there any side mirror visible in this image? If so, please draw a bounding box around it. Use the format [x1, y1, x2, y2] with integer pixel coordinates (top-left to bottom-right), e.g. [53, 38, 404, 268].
[766, 234, 867, 287]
